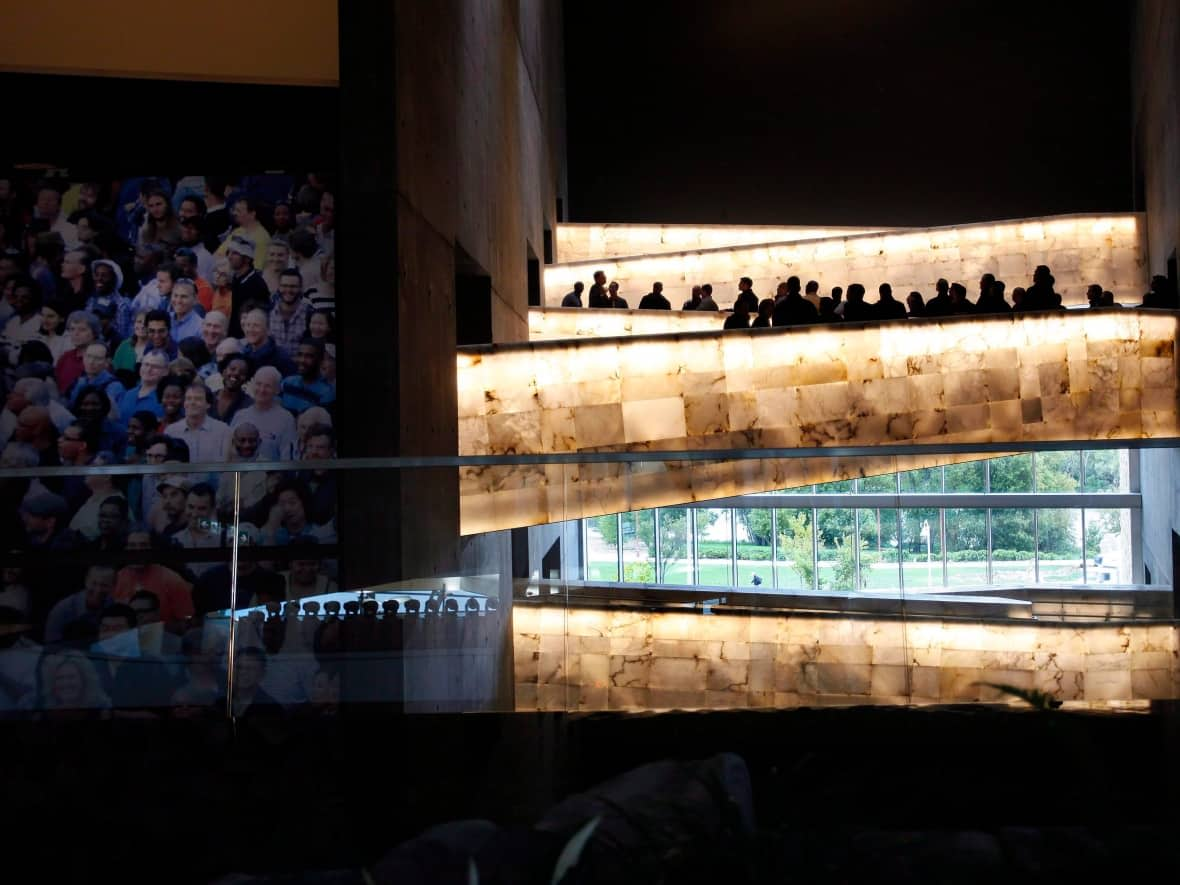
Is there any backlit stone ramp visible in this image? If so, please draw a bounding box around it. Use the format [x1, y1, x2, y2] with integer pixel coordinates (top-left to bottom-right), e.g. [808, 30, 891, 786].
[544, 213, 1145, 311]
[457, 310, 1180, 534]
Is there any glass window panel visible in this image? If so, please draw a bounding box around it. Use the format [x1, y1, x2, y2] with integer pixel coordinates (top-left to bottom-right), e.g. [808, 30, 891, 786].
[657, 507, 691, 585]
[857, 473, 897, 494]
[899, 465, 942, 493]
[900, 507, 943, 591]
[1083, 450, 1125, 493]
[1084, 508, 1132, 584]
[990, 508, 1036, 584]
[944, 508, 988, 587]
[859, 508, 900, 591]
[735, 508, 773, 589]
[587, 515, 619, 582]
[774, 508, 814, 591]
[695, 508, 732, 587]
[814, 479, 854, 494]
[988, 454, 1033, 493]
[1037, 508, 1083, 583]
[620, 511, 654, 584]
[944, 461, 986, 493]
[774, 483, 815, 495]
[816, 508, 855, 591]
[1035, 451, 1081, 492]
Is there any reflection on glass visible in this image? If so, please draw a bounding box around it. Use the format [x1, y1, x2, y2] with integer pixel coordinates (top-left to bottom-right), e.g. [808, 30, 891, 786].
[858, 474, 897, 494]
[620, 511, 654, 584]
[586, 514, 619, 582]
[695, 508, 732, 586]
[944, 461, 985, 493]
[900, 508, 942, 591]
[1036, 451, 1081, 492]
[859, 508, 900, 591]
[899, 465, 941, 493]
[989, 454, 1033, 493]
[990, 508, 1035, 585]
[1083, 450, 1125, 493]
[1037, 508, 1083, 583]
[657, 507, 690, 585]
[1085, 508, 1131, 583]
[944, 508, 988, 587]
[735, 508, 773, 589]
[774, 483, 814, 495]
[816, 507, 855, 591]
[774, 508, 813, 591]
[814, 479, 854, 494]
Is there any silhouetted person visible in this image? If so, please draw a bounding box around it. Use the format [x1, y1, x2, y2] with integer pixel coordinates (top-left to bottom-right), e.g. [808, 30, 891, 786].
[638, 281, 671, 310]
[605, 281, 628, 308]
[925, 278, 952, 317]
[874, 283, 907, 319]
[751, 298, 774, 328]
[771, 281, 818, 326]
[1086, 284, 1104, 309]
[1011, 287, 1026, 310]
[735, 277, 759, 315]
[697, 284, 719, 311]
[1101, 290, 1121, 308]
[803, 280, 821, 309]
[906, 291, 925, 317]
[682, 285, 702, 310]
[588, 270, 609, 307]
[948, 283, 975, 314]
[1141, 275, 1179, 310]
[561, 282, 584, 307]
[978, 274, 995, 304]
[976, 279, 1012, 314]
[1018, 265, 1057, 312]
[841, 283, 876, 322]
[723, 300, 750, 329]
[830, 286, 844, 317]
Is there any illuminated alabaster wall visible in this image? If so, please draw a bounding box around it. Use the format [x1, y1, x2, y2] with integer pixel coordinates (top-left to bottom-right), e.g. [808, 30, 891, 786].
[513, 606, 1180, 711]
[528, 307, 724, 341]
[544, 213, 1147, 310]
[555, 223, 894, 262]
[457, 310, 1179, 534]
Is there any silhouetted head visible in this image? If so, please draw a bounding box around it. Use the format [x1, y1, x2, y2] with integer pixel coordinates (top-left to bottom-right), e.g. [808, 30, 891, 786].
[1086, 284, 1103, 306]
[979, 273, 995, 295]
[878, 283, 892, 299]
[936, 278, 949, 296]
[738, 276, 752, 291]
[573, 282, 584, 294]
[805, 280, 819, 295]
[846, 283, 866, 304]
[1033, 265, 1051, 285]
[949, 283, 967, 302]
[786, 276, 800, 294]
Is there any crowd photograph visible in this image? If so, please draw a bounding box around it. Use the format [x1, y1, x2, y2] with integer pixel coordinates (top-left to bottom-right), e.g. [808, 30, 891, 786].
[0, 169, 341, 715]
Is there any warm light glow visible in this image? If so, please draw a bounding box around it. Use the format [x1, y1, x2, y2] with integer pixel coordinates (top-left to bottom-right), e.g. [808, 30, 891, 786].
[544, 213, 1146, 310]
[458, 310, 1179, 533]
[529, 307, 724, 341]
[514, 607, 1179, 711]
[555, 223, 896, 262]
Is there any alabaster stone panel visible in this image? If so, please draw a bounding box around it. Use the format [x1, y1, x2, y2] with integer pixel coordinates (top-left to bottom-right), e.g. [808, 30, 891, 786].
[554, 223, 893, 262]
[513, 607, 1180, 712]
[545, 214, 1146, 309]
[459, 311, 1180, 533]
[529, 307, 726, 341]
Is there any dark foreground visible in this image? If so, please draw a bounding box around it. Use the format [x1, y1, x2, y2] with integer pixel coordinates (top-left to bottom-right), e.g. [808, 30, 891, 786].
[3, 703, 1179, 882]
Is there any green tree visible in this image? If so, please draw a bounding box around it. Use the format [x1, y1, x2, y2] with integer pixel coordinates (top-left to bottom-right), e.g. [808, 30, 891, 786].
[736, 508, 773, 547]
[777, 511, 815, 589]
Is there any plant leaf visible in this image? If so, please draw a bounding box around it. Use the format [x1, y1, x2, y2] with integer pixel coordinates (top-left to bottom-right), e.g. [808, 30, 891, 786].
[551, 815, 601, 885]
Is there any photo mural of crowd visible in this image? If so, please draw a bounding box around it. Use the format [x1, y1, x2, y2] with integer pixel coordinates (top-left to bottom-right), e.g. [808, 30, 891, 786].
[0, 171, 343, 714]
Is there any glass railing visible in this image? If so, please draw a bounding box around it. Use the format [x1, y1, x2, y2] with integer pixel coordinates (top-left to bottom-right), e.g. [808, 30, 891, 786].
[0, 441, 1175, 719]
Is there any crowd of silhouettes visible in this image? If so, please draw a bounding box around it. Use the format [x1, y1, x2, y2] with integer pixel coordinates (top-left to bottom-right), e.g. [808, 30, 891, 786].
[559, 266, 1180, 328]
